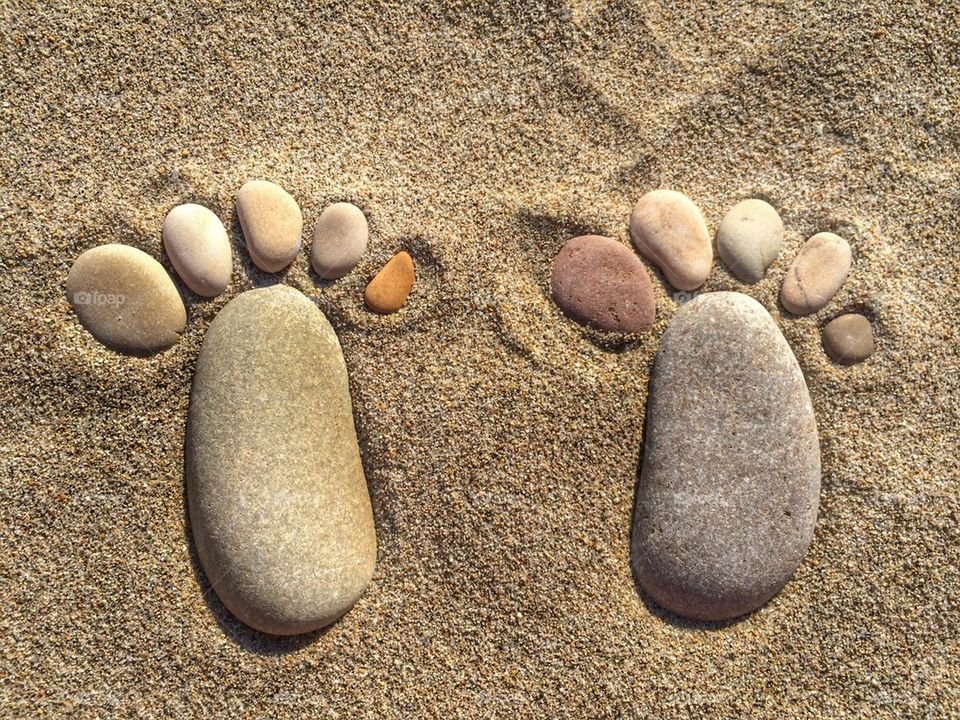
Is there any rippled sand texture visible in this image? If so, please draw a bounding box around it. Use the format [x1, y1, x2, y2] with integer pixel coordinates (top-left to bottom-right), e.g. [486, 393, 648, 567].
[2, 2, 958, 717]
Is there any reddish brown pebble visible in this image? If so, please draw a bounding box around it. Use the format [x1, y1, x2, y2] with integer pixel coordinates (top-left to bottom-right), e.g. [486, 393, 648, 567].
[822, 313, 875, 365]
[364, 251, 415, 313]
[551, 235, 656, 333]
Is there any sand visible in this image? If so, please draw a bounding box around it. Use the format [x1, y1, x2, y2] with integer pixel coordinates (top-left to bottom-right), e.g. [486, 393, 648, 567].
[1, 1, 958, 717]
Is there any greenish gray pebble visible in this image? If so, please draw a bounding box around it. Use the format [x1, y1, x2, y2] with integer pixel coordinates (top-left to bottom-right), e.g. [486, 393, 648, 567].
[186, 285, 376, 635]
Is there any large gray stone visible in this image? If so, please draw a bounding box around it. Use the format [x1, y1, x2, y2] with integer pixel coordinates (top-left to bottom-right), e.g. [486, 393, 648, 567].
[186, 284, 376, 635]
[631, 292, 820, 621]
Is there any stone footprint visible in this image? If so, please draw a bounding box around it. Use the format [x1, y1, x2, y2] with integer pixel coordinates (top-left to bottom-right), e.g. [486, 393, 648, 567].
[67, 180, 416, 635]
[551, 190, 873, 621]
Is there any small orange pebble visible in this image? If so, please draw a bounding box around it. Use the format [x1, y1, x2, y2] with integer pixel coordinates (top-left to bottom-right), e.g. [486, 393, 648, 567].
[364, 251, 415, 314]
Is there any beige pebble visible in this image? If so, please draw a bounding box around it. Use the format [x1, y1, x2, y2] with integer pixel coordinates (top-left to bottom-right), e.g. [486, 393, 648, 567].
[311, 202, 369, 280]
[780, 232, 852, 315]
[629, 189, 712, 291]
[66, 244, 186, 355]
[162, 203, 232, 297]
[236, 180, 302, 272]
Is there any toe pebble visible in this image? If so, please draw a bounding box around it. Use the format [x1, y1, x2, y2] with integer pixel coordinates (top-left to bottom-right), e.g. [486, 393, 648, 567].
[551, 234, 655, 333]
[632, 292, 820, 621]
[236, 180, 303, 273]
[716, 199, 784, 283]
[629, 189, 712, 291]
[311, 202, 369, 280]
[364, 251, 415, 314]
[186, 285, 376, 635]
[162, 203, 232, 297]
[822, 313, 874, 365]
[66, 244, 186, 355]
[780, 232, 851, 315]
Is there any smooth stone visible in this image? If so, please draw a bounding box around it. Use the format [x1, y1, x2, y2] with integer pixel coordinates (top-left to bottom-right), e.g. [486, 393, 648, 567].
[235, 180, 303, 273]
[551, 234, 656, 332]
[66, 244, 186, 354]
[632, 291, 820, 621]
[780, 232, 851, 315]
[822, 313, 875, 365]
[716, 199, 784, 283]
[186, 285, 376, 635]
[311, 202, 369, 280]
[629, 189, 712, 291]
[162, 203, 232, 297]
[364, 251, 415, 314]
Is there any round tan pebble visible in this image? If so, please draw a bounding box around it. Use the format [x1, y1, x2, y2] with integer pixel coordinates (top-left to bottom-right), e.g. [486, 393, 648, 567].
[236, 180, 303, 272]
[66, 244, 186, 355]
[311, 202, 368, 280]
[364, 251, 415, 314]
[780, 232, 852, 315]
[162, 203, 232, 297]
[629, 189, 712, 291]
[822, 313, 875, 365]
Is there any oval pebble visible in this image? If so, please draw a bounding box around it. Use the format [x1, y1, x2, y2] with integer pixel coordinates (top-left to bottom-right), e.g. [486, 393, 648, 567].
[822, 313, 874, 365]
[632, 291, 820, 621]
[629, 189, 712, 291]
[551, 234, 655, 332]
[716, 199, 784, 283]
[364, 251, 415, 314]
[236, 180, 303, 273]
[186, 285, 376, 635]
[162, 203, 232, 297]
[311, 202, 368, 280]
[66, 244, 186, 355]
[780, 232, 851, 315]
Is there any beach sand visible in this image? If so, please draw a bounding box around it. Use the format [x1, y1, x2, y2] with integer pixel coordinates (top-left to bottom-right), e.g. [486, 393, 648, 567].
[2, 1, 958, 716]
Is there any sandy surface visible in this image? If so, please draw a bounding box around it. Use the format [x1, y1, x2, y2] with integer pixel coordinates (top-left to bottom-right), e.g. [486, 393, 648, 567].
[2, 1, 958, 717]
